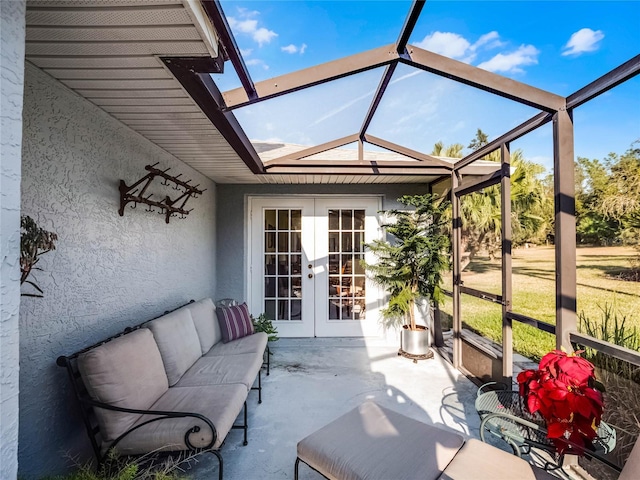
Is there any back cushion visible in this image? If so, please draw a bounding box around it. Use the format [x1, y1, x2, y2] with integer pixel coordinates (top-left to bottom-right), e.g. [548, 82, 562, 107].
[146, 308, 202, 386]
[77, 328, 169, 443]
[186, 298, 221, 354]
[216, 303, 255, 343]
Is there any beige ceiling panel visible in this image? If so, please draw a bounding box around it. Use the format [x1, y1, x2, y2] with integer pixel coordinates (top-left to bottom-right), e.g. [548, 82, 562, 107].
[77, 88, 187, 98]
[27, 1, 182, 7]
[120, 119, 212, 127]
[103, 105, 201, 113]
[27, 7, 194, 27]
[26, 41, 208, 56]
[61, 78, 179, 90]
[91, 97, 197, 107]
[45, 68, 171, 80]
[27, 26, 202, 42]
[29, 56, 163, 69]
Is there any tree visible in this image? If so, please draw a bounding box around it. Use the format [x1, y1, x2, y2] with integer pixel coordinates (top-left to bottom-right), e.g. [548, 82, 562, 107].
[431, 141, 464, 158]
[21, 215, 58, 297]
[363, 194, 450, 330]
[468, 128, 489, 150]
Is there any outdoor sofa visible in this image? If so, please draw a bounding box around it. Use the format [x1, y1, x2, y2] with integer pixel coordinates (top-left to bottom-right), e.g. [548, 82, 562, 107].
[296, 401, 640, 480]
[57, 298, 268, 480]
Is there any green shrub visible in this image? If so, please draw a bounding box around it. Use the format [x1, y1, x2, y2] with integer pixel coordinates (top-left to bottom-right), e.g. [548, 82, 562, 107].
[251, 313, 279, 342]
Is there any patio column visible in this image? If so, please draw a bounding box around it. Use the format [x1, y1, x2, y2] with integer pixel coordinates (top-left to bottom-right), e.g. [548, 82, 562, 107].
[451, 171, 462, 369]
[0, 0, 26, 478]
[553, 107, 577, 351]
[500, 143, 513, 381]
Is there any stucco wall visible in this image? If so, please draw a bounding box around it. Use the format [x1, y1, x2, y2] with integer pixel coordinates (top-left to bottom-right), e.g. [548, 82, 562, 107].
[19, 64, 217, 477]
[1, 1, 26, 478]
[215, 184, 428, 302]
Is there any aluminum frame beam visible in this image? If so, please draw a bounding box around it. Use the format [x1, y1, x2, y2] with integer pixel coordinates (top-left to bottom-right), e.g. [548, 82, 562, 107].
[403, 45, 565, 112]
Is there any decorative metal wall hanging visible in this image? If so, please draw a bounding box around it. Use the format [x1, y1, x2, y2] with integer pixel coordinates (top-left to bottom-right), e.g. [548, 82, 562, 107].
[119, 163, 205, 224]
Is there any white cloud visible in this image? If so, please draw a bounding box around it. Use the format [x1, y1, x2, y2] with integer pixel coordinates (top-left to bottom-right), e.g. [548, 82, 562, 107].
[227, 9, 278, 47]
[253, 27, 278, 47]
[246, 58, 270, 70]
[281, 43, 308, 55]
[415, 32, 471, 59]
[471, 31, 502, 51]
[477, 45, 539, 73]
[240, 48, 253, 57]
[562, 28, 604, 56]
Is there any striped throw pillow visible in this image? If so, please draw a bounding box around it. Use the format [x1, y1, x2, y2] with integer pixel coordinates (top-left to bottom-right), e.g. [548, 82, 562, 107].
[216, 303, 254, 343]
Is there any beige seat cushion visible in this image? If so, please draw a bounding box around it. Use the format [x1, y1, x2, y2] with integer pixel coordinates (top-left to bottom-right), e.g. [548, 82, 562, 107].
[174, 353, 263, 390]
[77, 328, 169, 443]
[184, 298, 222, 354]
[145, 308, 201, 386]
[439, 438, 557, 480]
[205, 331, 267, 357]
[620, 436, 640, 480]
[110, 384, 247, 454]
[297, 401, 464, 480]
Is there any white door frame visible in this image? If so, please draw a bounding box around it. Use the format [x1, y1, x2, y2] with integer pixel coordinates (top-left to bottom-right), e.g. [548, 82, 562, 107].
[247, 195, 383, 337]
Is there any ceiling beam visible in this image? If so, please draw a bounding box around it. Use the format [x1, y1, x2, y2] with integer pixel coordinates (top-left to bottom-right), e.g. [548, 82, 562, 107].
[162, 57, 264, 174]
[201, 0, 257, 100]
[403, 45, 565, 112]
[364, 134, 453, 168]
[396, 0, 426, 55]
[454, 111, 553, 171]
[223, 44, 399, 109]
[265, 159, 449, 170]
[265, 166, 451, 176]
[263, 134, 360, 165]
[567, 54, 640, 109]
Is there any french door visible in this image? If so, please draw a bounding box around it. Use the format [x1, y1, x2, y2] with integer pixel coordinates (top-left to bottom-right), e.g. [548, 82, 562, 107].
[248, 197, 381, 337]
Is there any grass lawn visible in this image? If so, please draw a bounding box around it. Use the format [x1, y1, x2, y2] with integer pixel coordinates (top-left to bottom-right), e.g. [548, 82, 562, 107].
[440, 245, 640, 361]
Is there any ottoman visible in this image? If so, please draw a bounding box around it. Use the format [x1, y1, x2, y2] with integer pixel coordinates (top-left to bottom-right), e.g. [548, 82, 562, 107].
[295, 401, 465, 480]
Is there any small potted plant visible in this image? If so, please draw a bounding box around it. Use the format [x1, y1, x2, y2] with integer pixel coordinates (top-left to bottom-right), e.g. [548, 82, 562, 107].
[363, 194, 450, 359]
[517, 349, 606, 455]
[20, 215, 57, 297]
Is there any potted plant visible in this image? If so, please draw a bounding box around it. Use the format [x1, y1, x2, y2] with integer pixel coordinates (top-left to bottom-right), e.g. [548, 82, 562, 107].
[20, 215, 57, 297]
[517, 349, 606, 455]
[363, 194, 450, 359]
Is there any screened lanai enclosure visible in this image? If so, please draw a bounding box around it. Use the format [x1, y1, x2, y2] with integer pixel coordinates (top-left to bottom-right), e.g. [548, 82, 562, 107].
[158, 0, 640, 381]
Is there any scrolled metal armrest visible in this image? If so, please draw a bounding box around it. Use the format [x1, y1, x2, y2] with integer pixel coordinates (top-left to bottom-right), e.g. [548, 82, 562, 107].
[81, 398, 218, 456]
[476, 382, 510, 398]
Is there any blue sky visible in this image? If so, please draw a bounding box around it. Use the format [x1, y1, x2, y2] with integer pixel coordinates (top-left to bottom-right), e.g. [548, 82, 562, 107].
[216, 1, 640, 173]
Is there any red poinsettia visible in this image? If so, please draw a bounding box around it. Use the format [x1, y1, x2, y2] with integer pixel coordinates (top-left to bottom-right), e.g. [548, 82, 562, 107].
[517, 350, 605, 456]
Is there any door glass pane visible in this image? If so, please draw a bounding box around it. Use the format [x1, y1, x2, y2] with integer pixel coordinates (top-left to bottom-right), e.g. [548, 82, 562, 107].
[328, 209, 366, 320]
[264, 209, 302, 321]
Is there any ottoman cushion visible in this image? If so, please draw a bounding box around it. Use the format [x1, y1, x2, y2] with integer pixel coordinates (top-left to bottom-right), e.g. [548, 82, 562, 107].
[297, 401, 464, 480]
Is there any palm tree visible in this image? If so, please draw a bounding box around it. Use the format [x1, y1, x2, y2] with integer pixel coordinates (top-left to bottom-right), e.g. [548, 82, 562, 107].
[431, 141, 464, 158]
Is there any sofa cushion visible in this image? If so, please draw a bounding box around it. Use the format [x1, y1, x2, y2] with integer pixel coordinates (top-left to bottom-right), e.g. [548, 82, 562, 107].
[216, 303, 254, 343]
[439, 438, 557, 480]
[77, 328, 169, 443]
[297, 401, 464, 480]
[145, 308, 201, 386]
[206, 331, 268, 357]
[185, 298, 221, 354]
[175, 353, 263, 391]
[110, 384, 247, 454]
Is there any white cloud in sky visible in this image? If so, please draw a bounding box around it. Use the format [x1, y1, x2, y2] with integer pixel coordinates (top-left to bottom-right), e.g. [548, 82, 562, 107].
[415, 32, 471, 59]
[414, 30, 504, 63]
[562, 28, 604, 56]
[477, 45, 539, 73]
[246, 58, 270, 70]
[240, 48, 253, 57]
[228, 9, 278, 47]
[281, 43, 308, 54]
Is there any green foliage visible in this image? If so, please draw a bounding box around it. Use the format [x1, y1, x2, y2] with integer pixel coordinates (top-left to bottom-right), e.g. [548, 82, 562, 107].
[20, 215, 58, 297]
[41, 450, 189, 480]
[251, 313, 279, 342]
[363, 194, 450, 330]
[578, 303, 640, 382]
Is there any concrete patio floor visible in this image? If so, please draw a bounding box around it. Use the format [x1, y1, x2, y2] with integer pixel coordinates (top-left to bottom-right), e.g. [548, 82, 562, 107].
[182, 338, 482, 479]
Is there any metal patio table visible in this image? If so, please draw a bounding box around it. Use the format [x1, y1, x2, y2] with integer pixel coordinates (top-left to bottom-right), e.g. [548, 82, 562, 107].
[475, 383, 618, 472]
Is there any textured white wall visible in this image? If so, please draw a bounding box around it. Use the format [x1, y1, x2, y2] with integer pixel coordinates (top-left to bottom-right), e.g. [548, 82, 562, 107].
[0, 1, 26, 478]
[19, 63, 217, 477]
